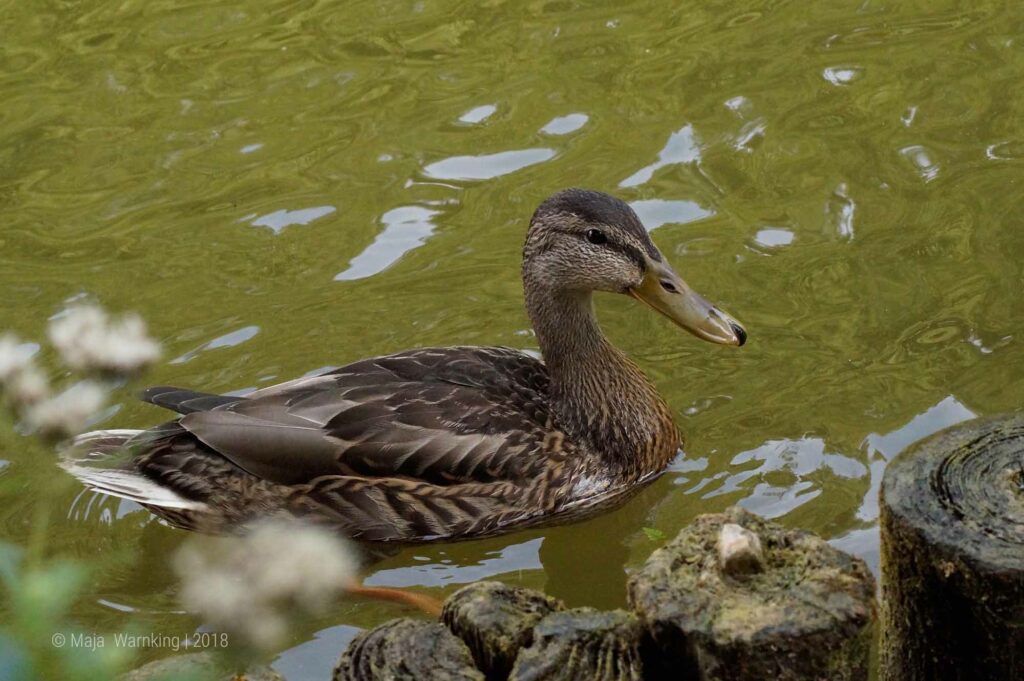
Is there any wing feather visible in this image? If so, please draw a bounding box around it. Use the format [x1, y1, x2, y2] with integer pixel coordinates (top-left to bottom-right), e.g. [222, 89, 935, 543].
[164, 347, 551, 489]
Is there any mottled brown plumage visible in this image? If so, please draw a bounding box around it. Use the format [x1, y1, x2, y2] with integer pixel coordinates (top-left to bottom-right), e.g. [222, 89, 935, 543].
[64, 189, 746, 543]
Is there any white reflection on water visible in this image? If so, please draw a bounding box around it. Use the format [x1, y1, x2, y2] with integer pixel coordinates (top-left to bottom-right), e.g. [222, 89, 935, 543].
[619, 124, 700, 187]
[900, 145, 940, 182]
[364, 538, 542, 588]
[335, 205, 440, 281]
[630, 199, 714, 230]
[458, 104, 496, 124]
[827, 182, 855, 239]
[752, 227, 795, 248]
[822, 66, 863, 86]
[249, 206, 337, 234]
[423, 148, 555, 181]
[830, 395, 977, 575]
[734, 119, 766, 153]
[170, 325, 260, 364]
[273, 624, 361, 681]
[829, 526, 881, 576]
[540, 113, 588, 135]
[856, 395, 975, 521]
[698, 437, 868, 519]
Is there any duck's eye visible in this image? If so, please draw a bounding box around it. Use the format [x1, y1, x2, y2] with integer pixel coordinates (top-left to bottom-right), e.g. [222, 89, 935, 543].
[585, 229, 607, 245]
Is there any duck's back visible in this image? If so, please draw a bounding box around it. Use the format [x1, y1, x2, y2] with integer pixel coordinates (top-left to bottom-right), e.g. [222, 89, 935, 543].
[66, 346, 573, 541]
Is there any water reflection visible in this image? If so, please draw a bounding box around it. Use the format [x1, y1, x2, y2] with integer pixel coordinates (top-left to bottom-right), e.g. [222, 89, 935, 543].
[822, 66, 864, 86]
[273, 625, 361, 681]
[249, 206, 337, 234]
[458, 104, 496, 124]
[902, 106, 918, 126]
[752, 228, 795, 249]
[828, 395, 978, 574]
[619, 124, 699, 187]
[900, 145, 941, 182]
[335, 205, 441, 281]
[698, 437, 868, 519]
[365, 538, 542, 588]
[857, 395, 975, 521]
[423, 149, 555, 181]
[733, 119, 766, 153]
[630, 199, 713, 230]
[170, 325, 260, 364]
[985, 141, 1024, 160]
[540, 113, 588, 136]
[826, 182, 855, 239]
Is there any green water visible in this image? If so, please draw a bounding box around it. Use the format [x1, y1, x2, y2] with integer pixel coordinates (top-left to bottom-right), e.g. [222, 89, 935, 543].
[3, 0, 1023, 677]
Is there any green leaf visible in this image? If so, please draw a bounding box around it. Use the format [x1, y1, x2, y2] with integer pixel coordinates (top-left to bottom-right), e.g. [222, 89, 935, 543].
[642, 527, 666, 542]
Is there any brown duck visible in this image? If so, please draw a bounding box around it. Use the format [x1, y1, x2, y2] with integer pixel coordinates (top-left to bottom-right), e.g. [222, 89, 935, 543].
[65, 189, 745, 544]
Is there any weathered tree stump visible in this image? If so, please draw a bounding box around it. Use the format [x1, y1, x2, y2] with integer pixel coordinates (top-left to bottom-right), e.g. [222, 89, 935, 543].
[442, 581, 564, 680]
[507, 608, 644, 681]
[334, 618, 483, 681]
[880, 414, 1024, 681]
[627, 506, 875, 681]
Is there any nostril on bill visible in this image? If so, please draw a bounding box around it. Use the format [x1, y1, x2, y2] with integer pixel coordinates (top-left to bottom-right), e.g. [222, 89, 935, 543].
[659, 280, 678, 294]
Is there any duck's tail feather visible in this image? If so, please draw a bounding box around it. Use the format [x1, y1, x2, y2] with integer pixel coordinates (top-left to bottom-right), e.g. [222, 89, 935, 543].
[141, 386, 244, 415]
[60, 429, 207, 511]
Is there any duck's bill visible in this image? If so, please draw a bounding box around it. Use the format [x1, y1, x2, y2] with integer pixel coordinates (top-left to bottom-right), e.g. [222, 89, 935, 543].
[628, 259, 747, 346]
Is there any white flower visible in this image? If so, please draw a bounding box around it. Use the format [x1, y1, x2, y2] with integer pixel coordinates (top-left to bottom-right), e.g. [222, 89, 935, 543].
[7, 363, 50, 405]
[0, 334, 34, 384]
[25, 380, 107, 438]
[174, 520, 360, 650]
[49, 305, 161, 374]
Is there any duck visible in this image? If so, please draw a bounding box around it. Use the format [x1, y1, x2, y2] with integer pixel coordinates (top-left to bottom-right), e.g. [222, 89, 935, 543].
[64, 189, 745, 544]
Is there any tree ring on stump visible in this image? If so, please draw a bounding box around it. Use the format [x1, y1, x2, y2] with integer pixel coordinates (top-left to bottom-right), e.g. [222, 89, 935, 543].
[884, 413, 1024, 569]
[880, 413, 1024, 681]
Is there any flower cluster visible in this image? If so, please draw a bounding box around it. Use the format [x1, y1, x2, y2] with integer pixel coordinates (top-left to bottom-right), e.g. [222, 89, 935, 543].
[174, 520, 360, 650]
[0, 303, 161, 438]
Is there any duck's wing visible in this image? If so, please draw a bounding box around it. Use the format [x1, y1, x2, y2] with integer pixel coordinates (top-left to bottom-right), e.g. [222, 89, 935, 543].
[143, 346, 553, 489]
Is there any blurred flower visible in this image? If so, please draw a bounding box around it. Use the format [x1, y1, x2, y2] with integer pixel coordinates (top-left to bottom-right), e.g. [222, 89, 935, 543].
[48, 305, 161, 375]
[0, 334, 35, 384]
[174, 520, 360, 651]
[7, 364, 50, 405]
[25, 381, 106, 439]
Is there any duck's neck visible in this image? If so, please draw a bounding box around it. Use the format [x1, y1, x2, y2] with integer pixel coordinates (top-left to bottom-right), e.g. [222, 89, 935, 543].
[524, 283, 678, 478]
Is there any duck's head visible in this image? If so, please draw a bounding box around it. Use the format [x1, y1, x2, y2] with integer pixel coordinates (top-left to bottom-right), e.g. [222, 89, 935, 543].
[524, 188, 746, 346]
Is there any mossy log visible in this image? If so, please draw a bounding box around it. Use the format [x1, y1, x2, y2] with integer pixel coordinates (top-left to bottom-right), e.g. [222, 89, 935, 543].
[880, 414, 1024, 681]
[442, 581, 564, 680]
[627, 506, 875, 681]
[334, 618, 484, 681]
[508, 608, 644, 681]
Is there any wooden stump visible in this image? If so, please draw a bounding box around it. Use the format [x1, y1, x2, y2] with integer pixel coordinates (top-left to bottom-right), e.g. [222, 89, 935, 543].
[508, 608, 644, 681]
[442, 581, 564, 680]
[880, 414, 1024, 681]
[627, 506, 875, 681]
[334, 618, 483, 681]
